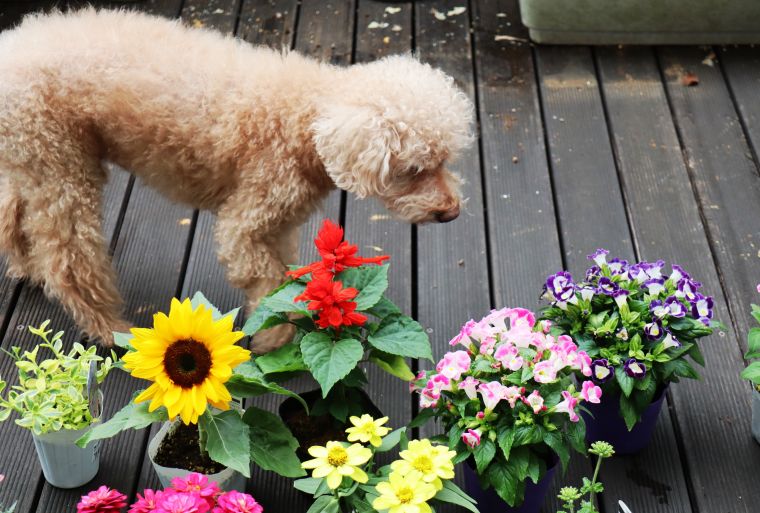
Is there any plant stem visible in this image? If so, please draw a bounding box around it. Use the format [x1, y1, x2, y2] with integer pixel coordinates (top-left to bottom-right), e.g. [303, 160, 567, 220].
[589, 454, 603, 507]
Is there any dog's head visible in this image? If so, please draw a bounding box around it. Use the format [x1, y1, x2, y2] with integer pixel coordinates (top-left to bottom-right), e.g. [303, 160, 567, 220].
[312, 55, 474, 224]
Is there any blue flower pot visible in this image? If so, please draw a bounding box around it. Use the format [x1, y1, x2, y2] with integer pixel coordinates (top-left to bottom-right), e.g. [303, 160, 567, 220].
[463, 454, 558, 513]
[581, 386, 667, 455]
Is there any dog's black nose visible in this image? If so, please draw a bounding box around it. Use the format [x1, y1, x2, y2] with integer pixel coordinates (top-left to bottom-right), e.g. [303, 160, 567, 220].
[434, 205, 460, 223]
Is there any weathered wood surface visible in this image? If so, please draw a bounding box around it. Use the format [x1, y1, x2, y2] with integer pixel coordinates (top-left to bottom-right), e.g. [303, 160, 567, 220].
[0, 1, 759, 512]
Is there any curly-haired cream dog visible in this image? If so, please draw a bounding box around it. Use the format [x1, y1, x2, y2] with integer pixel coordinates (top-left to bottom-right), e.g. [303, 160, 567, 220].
[0, 9, 473, 349]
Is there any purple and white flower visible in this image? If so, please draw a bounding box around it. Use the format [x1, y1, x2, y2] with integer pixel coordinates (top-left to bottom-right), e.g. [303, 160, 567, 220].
[690, 294, 714, 323]
[662, 330, 680, 350]
[585, 265, 601, 281]
[546, 271, 576, 302]
[624, 358, 647, 379]
[588, 249, 610, 267]
[598, 277, 619, 295]
[608, 258, 629, 275]
[664, 296, 687, 318]
[644, 320, 663, 340]
[644, 278, 666, 296]
[579, 285, 596, 302]
[669, 264, 690, 284]
[676, 278, 701, 301]
[650, 299, 669, 318]
[590, 359, 614, 384]
[612, 288, 629, 308]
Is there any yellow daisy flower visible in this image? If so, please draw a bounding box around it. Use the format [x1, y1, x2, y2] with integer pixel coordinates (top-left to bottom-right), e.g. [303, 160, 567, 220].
[301, 441, 372, 489]
[122, 298, 249, 425]
[390, 439, 456, 490]
[372, 470, 436, 513]
[345, 414, 391, 447]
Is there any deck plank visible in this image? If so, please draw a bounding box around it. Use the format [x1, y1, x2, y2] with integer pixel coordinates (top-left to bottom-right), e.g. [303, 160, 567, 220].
[596, 45, 760, 513]
[536, 44, 693, 513]
[720, 47, 760, 168]
[659, 46, 760, 347]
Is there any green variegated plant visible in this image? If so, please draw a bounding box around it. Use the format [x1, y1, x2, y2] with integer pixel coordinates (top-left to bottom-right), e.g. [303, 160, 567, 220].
[0, 321, 114, 435]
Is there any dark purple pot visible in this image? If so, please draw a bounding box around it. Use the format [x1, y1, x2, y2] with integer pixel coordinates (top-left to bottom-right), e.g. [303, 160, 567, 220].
[463, 455, 558, 513]
[581, 386, 667, 455]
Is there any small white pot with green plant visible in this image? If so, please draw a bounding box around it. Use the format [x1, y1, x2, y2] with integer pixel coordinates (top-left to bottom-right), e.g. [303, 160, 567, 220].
[0, 321, 114, 488]
[740, 300, 760, 444]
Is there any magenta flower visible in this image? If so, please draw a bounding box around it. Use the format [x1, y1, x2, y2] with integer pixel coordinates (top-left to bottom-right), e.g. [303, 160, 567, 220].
[757, 283, 760, 294]
[523, 390, 545, 414]
[155, 491, 210, 513]
[77, 486, 128, 513]
[581, 381, 602, 404]
[436, 351, 472, 380]
[461, 429, 482, 449]
[130, 489, 164, 513]
[478, 381, 508, 411]
[213, 491, 263, 513]
[171, 473, 220, 510]
[554, 391, 580, 422]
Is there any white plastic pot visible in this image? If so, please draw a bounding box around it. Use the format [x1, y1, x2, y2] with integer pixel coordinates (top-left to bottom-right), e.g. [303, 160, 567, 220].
[752, 389, 760, 445]
[148, 421, 247, 491]
[32, 426, 100, 488]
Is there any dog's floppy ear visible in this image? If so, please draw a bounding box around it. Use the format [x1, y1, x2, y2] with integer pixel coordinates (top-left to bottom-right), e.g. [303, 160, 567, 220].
[311, 104, 402, 198]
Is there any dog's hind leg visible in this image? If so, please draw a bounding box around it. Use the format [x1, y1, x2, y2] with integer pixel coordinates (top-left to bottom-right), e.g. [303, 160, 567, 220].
[17, 153, 128, 346]
[0, 174, 30, 279]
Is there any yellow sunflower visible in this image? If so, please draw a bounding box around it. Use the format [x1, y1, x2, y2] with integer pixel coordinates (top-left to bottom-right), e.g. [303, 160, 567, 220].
[122, 298, 249, 425]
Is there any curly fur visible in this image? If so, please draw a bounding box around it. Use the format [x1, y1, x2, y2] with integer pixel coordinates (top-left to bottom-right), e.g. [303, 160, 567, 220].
[0, 8, 474, 348]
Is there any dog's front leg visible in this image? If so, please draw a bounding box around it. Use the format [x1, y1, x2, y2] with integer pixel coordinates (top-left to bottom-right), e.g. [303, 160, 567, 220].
[214, 193, 303, 354]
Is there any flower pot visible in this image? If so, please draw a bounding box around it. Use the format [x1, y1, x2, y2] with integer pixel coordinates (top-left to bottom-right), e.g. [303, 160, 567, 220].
[279, 388, 383, 460]
[462, 454, 558, 513]
[752, 389, 760, 445]
[148, 420, 247, 491]
[581, 386, 667, 455]
[518, 0, 760, 45]
[32, 426, 100, 488]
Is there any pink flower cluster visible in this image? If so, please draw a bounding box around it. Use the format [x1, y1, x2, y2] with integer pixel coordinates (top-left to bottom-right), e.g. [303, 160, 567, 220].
[412, 307, 603, 447]
[77, 474, 263, 513]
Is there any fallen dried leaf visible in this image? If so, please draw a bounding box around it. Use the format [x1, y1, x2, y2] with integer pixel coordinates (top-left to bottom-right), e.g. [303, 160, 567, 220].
[512, 156, 519, 163]
[494, 34, 528, 43]
[447, 6, 466, 16]
[457, 259, 465, 267]
[212, 8, 224, 14]
[431, 8, 447, 21]
[702, 51, 717, 67]
[368, 245, 384, 253]
[370, 214, 392, 221]
[178, 218, 191, 226]
[681, 72, 699, 86]
[391, 24, 402, 32]
[368, 21, 389, 29]
[385, 6, 402, 14]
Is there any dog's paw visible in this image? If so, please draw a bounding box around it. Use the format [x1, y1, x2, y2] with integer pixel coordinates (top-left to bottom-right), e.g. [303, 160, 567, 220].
[250, 322, 296, 355]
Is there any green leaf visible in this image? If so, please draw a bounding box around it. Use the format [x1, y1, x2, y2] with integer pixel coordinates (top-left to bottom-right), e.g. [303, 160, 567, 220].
[369, 350, 415, 381]
[306, 495, 340, 513]
[255, 342, 308, 375]
[486, 459, 521, 507]
[190, 291, 239, 322]
[76, 396, 168, 447]
[113, 332, 133, 350]
[497, 428, 515, 460]
[746, 328, 760, 359]
[619, 394, 640, 431]
[242, 306, 287, 336]
[688, 343, 706, 367]
[301, 333, 363, 397]
[751, 304, 760, 324]
[741, 361, 760, 384]
[260, 281, 309, 314]
[367, 315, 433, 360]
[243, 406, 305, 478]
[226, 361, 307, 411]
[293, 478, 324, 496]
[513, 424, 544, 446]
[366, 296, 401, 319]
[474, 438, 497, 473]
[408, 408, 435, 429]
[544, 431, 570, 472]
[615, 366, 634, 397]
[338, 265, 389, 311]
[199, 410, 251, 477]
[377, 427, 406, 453]
[434, 482, 480, 513]
[566, 418, 586, 453]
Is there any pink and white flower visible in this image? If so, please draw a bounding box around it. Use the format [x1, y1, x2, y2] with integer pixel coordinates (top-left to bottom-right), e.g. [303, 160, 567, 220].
[459, 376, 480, 400]
[539, 320, 552, 333]
[462, 429, 482, 449]
[478, 381, 508, 411]
[493, 344, 524, 371]
[554, 391, 580, 422]
[436, 351, 472, 380]
[533, 360, 559, 383]
[449, 319, 477, 347]
[479, 336, 497, 356]
[523, 390, 545, 413]
[581, 381, 602, 404]
[504, 386, 524, 408]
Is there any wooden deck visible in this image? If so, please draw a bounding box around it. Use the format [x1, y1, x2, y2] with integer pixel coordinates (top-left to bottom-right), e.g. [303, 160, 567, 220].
[1, 0, 760, 512]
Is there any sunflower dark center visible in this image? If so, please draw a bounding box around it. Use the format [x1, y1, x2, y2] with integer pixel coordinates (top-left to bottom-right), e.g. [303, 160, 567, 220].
[163, 339, 212, 388]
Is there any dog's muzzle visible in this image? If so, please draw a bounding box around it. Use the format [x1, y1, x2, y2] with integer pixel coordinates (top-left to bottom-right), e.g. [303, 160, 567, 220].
[434, 205, 460, 223]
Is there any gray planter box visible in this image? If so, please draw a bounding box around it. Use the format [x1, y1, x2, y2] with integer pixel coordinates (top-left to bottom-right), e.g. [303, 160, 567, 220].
[519, 0, 760, 45]
[753, 389, 760, 445]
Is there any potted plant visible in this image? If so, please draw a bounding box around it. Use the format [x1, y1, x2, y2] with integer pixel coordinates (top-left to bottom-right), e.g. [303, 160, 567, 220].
[76, 472, 263, 513]
[409, 307, 596, 513]
[540, 250, 720, 454]
[77, 293, 306, 490]
[739, 293, 760, 445]
[554, 441, 614, 513]
[0, 321, 114, 489]
[245, 219, 433, 452]
[518, 0, 760, 45]
[294, 414, 478, 513]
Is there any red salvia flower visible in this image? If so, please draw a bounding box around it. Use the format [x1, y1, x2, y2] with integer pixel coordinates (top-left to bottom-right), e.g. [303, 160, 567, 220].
[294, 278, 367, 329]
[287, 219, 389, 280]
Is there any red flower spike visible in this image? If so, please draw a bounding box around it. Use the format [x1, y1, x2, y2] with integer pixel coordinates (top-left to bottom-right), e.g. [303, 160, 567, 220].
[286, 219, 389, 280]
[294, 278, 367, 329]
